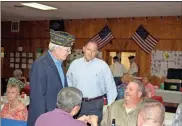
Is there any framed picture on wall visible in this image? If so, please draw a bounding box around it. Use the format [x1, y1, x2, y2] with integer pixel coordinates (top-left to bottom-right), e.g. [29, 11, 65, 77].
[22, 58, 26, 63]
[15, 58, 20, 63]
[28, 53, 33, 58]
[15, 64, 19, 68]
[10, 52, 14, 57]
[18, 46, 23, 52]
[10, 58, 14, 62]
[10, 63, 14, 68]
[22, 52, 26, 57]
[15, 52, 20, 57]
[28, 59, 33, 64]
[21, 64, 26, 69]
[28, 64, 32, 69]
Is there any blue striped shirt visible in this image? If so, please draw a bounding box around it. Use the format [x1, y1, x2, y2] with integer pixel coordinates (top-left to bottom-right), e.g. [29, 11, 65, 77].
[66, 57, 117, 105]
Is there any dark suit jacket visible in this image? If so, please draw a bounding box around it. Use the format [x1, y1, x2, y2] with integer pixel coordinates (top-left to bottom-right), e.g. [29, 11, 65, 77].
[27, 52, 67, 126]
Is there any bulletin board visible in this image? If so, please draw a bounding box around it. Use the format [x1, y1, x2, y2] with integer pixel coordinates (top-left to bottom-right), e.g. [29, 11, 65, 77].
[151, 50, 182, 78]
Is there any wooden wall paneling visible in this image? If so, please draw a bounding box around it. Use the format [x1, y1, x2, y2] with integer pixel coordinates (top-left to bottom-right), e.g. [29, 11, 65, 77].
[164, 16, 182, 39]
[42, 39, 50, 50]
[87, 19, 97, 38]
[91, 18, 106, 37]
[22, 40, 30, 79]
[107, 18, 122, 38]
[31, 21, 40, 39]
[1, 22, 16, 39]
[122, 18, 133, 39]
[1, 16, 182, 85]
[38, 20, 49, 39]
[34, 39, 41, 50]
[146, 17, 166, 39]
[17, 21, 25, 38]
[75, 19, 89, 39]
[64, 19, 77, 37]
[21, 21, 32, 39]
[44, 21, 50, 39]
[1, 40, 8, 77]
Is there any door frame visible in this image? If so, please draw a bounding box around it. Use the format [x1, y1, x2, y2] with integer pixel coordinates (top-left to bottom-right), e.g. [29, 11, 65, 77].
[104, 49, 136, 65]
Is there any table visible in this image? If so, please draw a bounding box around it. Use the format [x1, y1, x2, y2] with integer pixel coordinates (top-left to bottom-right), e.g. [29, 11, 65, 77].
[156, 89, 182, 104]
[1, 118, 27, 126]
[165, 112, 175, 126]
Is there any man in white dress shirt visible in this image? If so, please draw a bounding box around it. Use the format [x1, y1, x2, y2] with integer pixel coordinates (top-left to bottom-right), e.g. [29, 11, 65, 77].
[128, 56, 138, 76]
[110, 56, 127, 85]
[66, 41, 117, 124]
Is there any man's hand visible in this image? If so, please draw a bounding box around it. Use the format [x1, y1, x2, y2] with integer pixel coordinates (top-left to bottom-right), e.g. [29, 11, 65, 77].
[88, 115, 98, 126]
[77, 115, 89, 124]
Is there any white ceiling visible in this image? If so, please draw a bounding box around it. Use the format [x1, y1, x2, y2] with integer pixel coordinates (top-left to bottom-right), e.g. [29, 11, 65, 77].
[1, 1, 182, 21]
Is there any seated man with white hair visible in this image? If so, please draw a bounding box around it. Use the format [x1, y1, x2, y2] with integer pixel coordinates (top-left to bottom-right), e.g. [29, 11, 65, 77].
[35, 87, 98, 126]
[101, 80, 155, 126]
[137, 101, 165, 126]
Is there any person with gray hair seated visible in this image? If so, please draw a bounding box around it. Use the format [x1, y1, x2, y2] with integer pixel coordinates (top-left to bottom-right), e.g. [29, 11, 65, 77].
[137, 101, 165, 126]
[35, 87, 98, 126]
[7, 69, 27, 90]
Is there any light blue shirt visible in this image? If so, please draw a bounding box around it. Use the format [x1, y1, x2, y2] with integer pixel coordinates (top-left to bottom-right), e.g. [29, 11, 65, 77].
[48, 51, 65, 87]
[66, 57, 117, 105]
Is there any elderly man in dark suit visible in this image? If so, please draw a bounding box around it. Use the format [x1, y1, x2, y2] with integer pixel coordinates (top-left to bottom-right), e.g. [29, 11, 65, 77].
[27, 29, 75, 126]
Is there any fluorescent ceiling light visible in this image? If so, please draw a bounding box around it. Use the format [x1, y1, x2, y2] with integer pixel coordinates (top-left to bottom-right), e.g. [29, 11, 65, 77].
[20, 2, 57, 10]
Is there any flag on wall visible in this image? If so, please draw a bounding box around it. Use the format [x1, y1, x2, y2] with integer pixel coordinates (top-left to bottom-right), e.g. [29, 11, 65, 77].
[90, 25, 114, 50]
[131, 25, 158, 54]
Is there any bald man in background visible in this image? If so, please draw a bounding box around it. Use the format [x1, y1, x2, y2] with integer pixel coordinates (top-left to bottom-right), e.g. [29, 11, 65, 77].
[137, 101, 165, 126]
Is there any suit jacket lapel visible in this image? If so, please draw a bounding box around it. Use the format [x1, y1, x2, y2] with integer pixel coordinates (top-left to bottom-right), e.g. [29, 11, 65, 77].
[64, 74, 68, 87]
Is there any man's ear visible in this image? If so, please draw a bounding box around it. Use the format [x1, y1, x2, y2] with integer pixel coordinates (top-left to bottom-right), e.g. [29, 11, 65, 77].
[74, 105, 81, 114]
[83, 46, 86, 53]
[70, 105, 80, 116]
[138, 92, 142, 98]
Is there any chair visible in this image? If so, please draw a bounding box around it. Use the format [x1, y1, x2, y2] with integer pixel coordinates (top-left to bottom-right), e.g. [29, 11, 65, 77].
[1, 118, 27, 126]
[21, 85, 30, 96]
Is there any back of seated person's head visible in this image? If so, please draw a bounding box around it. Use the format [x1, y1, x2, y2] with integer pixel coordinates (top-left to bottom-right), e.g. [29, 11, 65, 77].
[13, 69, 23, 79]
[121, 73, 134, 84]
[56, 87, 83, 116]
[137, 101, 165, 126]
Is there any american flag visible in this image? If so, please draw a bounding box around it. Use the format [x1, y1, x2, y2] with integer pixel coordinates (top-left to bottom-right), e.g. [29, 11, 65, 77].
[131, 25, 158, 54]
[90, 25, 114, 49]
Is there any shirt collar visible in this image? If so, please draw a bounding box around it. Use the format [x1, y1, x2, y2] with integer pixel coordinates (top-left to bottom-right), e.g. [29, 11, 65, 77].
[53, 108, 72, 117]
[123, 98, 144, 113]
[82, 57, 97, 63]
[48, 50, 63, 65]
